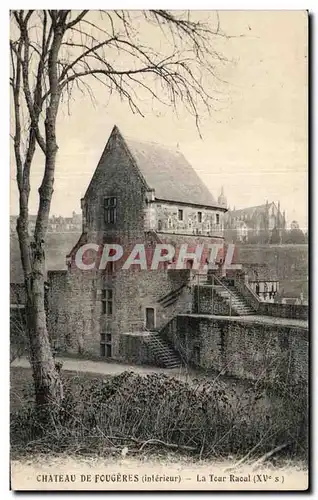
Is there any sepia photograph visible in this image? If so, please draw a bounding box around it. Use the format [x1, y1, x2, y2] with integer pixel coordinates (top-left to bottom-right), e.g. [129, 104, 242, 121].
[9, 8, 308, 491]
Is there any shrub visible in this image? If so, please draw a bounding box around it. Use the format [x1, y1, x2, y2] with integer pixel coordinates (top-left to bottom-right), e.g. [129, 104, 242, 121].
[10, 371, 308, 460]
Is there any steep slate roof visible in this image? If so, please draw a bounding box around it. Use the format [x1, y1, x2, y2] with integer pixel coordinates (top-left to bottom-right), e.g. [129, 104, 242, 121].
[84, 126, 223, 209]
[123, 134, 220, 208]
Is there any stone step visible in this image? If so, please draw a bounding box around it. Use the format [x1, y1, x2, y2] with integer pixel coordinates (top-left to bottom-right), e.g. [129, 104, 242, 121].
[149, 348, 178, 359]
[145, 334, 181, 368]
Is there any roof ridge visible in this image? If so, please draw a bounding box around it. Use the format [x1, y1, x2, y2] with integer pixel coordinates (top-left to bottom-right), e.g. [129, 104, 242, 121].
[123, 135, 181, 154]
[231, 203, 269, 212]
[84, 125, 222, 210]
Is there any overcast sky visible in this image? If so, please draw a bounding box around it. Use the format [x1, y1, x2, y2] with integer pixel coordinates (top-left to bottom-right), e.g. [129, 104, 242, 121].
[10, 10, 308, 229]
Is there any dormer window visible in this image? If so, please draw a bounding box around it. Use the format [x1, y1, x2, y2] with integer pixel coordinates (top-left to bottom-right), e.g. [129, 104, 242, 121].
[104, 197, 117, 224]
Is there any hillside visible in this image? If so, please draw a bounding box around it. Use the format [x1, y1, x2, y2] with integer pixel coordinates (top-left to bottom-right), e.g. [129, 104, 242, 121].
[237, 244, 308, 298]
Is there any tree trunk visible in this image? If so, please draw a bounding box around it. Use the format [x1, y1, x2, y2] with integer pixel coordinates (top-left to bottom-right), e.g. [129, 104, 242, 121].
[26, 275, 63, 407]
[17, 220, 63, 408]
[12, 14, 66, 411]
[21, 26, 65, 409]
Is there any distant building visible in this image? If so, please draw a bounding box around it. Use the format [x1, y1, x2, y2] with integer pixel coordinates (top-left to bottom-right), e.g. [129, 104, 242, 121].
[49, 211, 82, 232]
[217, 186, 227, 209]
[290, 220, 300, 230]
[10, 211, 82, 235]
[10, 214, 37, 234]
[224, 194, 286, 243]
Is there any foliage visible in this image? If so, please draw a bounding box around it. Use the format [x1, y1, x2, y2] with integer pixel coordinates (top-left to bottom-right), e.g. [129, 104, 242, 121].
[283, 229, 306, 245]
[11, 370, 308, 460]
[269, 228, 281, 244]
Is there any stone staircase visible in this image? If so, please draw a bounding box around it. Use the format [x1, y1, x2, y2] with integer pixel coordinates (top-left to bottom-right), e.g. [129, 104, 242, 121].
[215, 283, 255, 316]
[157, 284, 186, 308]
[143, 331, 181, 368]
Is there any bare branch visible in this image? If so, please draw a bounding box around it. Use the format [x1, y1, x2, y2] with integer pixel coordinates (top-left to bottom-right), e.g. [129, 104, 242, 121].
[11, 15, 47, 154]
[10, 39, 23, 192]
[65, 10, 89, 29]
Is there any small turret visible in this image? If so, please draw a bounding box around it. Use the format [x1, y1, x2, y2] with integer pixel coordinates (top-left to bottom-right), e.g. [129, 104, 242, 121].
[218, 186, 227, 208]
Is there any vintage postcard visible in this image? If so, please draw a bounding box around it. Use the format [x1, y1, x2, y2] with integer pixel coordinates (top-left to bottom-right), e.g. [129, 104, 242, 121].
[10, 9, 308, 491]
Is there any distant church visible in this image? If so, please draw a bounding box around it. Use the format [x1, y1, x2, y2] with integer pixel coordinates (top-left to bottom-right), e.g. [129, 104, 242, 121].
[219, 188, 286, 244]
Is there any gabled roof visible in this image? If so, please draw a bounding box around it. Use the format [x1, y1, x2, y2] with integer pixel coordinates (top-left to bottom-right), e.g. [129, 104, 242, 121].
[230, 202, 277, 219]
[85, 126, 224, 210]
[124, 135, 221, 208]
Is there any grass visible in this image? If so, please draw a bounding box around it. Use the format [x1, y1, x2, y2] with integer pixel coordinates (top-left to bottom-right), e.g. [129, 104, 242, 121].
[10, 366, 111, 412]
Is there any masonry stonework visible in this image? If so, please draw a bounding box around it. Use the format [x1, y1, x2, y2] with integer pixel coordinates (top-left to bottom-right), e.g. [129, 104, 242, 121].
[192, 285, 233, 316]
[151, 201, 224, 236]
[47, 267, 193, 360]
[166, 315, 308, 385]
[43, 125, 308, 384]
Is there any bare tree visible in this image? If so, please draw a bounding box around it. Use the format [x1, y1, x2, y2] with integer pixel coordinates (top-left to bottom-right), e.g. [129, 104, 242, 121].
[10, 9, 228, 408]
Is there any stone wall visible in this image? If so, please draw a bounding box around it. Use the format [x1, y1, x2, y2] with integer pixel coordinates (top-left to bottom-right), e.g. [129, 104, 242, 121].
[119, 333, 156, 366]
[149, 201, 224, 237]
[258, 302, 308, 320]
[235, 279, 308, 320]
[82, 128, 147, 241]
[166, 314, 308, 385]
[47, 269, 101, 356]
[47, 267, 193, 360]
[192, 285, 233, 315]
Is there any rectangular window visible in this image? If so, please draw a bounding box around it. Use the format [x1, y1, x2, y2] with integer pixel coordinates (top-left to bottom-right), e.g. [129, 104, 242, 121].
[178, 209, 183, 221]
[216, 213, 220, 224]
[100, 332, 112, 343]
[100, 333, 112, 357]
[198, 211, 202, 223]
[104, 197, 117, 224]
[100, 343, 106, 357]
[101, 289, 113, 315]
